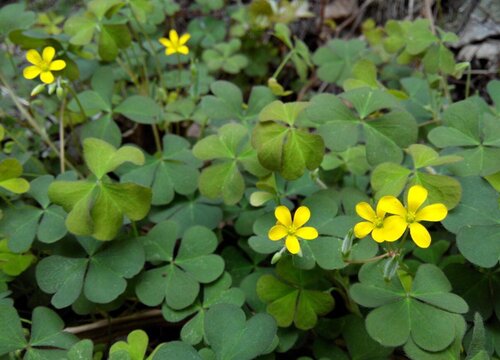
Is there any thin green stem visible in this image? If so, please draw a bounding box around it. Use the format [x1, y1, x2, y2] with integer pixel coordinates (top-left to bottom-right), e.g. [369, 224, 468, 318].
[176, 53, 182, 94]
[129, 11, 165, 89]
[59, 95, 67, 173]
[0, 73, 79, 173]
[344, 252, 390, 264]
[465, 63, 471, 98]
[66, 84, 86, 117]
[152, 124, 162, 153]
[272, 50, 294, 79]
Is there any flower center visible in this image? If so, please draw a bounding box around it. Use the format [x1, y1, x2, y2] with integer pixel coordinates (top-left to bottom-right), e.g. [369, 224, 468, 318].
[286, 225, 297, 236]
[39, 60, 50, 72]
[374, 217, 384, 228]
[406, 211, 416, 223]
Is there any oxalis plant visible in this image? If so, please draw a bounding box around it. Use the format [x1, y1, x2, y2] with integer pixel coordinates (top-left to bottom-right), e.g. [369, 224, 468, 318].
[0, 1, 499, 359]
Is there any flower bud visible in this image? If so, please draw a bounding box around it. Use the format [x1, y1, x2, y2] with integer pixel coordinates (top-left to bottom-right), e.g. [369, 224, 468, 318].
[383, 255, 399, 281]
[30, 84, 45, 97]
[341, 229, 354, 256]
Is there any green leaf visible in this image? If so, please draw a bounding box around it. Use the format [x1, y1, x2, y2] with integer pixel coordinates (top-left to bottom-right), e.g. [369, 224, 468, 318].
[0, 4, 35, 36]
[467, 313, 488, 360]
[313, 39, 367, 84]
[110, 330, 148, 360]
[0, 158, 30, 194]
[204, 304, 277, 360]
[443, 176, 500, 234]
[457, 225, 500, 268]
[371, 162, 411, 198]
[411, 172, 462, 210]
[151, 341, 202, 360]
[252, 122, 324, 180]
[0, 239, 35, 276]
[198, 161, 244, 205]
[340, 87, 399, 120]
[83, 138, 144, 179]
[64, 13, 96, 45]
[257, 258, 334, 330]
[351, 262, 467, 351]
[423, 44, 455, 74]
[122, 135, 201, 205]
[36, 238, 144, 308]
[67, 339, 94, 360]
[259, 101, 309, 126]
[150, 197, 223, 235]
[115, 96, 162, 124]
[428, 98, 500, 176]
[136, 223, 224, 310]
[68, 90, 111, 116]
[0, 304, 26, 356]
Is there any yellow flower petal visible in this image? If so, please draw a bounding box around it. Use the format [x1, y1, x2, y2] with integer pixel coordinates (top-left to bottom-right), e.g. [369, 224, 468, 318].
[159, 37, 172, 47]
[409, 222, 431, 248]
[407, 185, 427, 213]
[355, 202, 376, 222]
[49, 59, 66, 71]
[295, 227, 318, 240]
[169, 29, 179, 45]
[375, 201, 386, 219]
[26, 49, 42, 65]
[23, 66, 41, 79]
[293, 206, 310, 228]
[275, 206, 292, 227]
[381, 215, 407, 241]
[165, 47, 176, 55]
[354, 221, 374, 239]
[415, 203, 447, 222]
[179, 33, 191, 45]
[378, 196, 406, 217]
[177, 45, 189, 55]
[285, 235, 300, 254]
[371, 227, 388, 243]
[42, 46, 55, 63]
[268, 224, 288, 241]
[40, 71, 55, 84]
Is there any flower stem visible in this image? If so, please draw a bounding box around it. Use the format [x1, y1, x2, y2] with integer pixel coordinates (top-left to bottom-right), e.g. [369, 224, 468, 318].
[272, 50, 294, 79]
[344, 252, 391, 264]
[59, 95, 66, 173]
[0, 73, 79, 174]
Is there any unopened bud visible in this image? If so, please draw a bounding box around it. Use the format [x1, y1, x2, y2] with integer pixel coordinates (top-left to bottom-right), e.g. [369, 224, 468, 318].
[56, 86, 64, 100]
[341, 229, 354, 256]
[271, 247, 286, 264]
[30, 84, 45, 97]
[383, 255, 399, 281]
[47, 82, 57, 95]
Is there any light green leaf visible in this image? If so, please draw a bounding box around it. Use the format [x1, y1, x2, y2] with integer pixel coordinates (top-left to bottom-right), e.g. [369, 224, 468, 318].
[115, 96, 162, 124]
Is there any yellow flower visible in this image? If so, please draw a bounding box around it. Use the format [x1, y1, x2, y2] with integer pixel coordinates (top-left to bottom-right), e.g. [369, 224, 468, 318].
[23, 46, 66, 84]
[353, 201, 403, 242]
[159, 30, 190, 56]
[268, 205, 318, 254]
[378, 185, 448, 248]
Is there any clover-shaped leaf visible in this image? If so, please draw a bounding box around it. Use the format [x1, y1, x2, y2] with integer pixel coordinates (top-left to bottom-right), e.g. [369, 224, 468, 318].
[257, 257, 334, 330]
[150, 341, 202, 360]
[442, 177, 500, 267]
[135, 222, 224, 310]
[109, 329, 149, 360]
[122, 135, 201, 205]
[313, 39, 367, 85]
[0, 158, 30, 194]
[200, 81, 275, 123]
[162, 272, 246, 345]
[428, 98, 500, 176]
[36, 237, 144, 308]
[0, 239, 35, 276]
[193, 123, 267, 204]
[252, 101, 325, 180]
[202, 39, 248, 74]
[0, 175, 68, 252]
[350, 262, 468, 351]
[307, 89, 417, 166]
[0, 305, 78, 358]
[370, 144, 462, 209]
[204, 303, 277, 360]
[48, 138, 151, 240]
